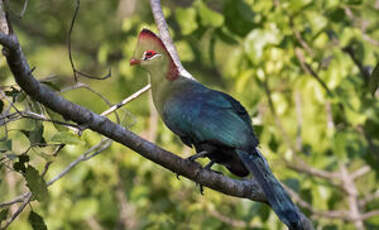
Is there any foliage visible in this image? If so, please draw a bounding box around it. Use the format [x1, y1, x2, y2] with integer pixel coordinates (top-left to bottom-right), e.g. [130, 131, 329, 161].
[0, 0, 378, 229]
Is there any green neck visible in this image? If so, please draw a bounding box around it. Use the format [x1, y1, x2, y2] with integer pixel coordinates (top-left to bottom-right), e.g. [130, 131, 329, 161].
[146, 59, 176, 115]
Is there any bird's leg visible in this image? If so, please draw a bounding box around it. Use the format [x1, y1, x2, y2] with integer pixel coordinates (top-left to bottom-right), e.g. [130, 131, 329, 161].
[187, 150, 208, 195]
[187, 151, 208, 161]
[177, 151, 208, 180]
[199, 184, 204, 195]
[204, 160, 215, 170]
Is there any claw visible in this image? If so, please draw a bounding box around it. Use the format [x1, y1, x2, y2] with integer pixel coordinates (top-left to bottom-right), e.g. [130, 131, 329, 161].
[199, 184, 204, 195]
[204, 160, 215, 170]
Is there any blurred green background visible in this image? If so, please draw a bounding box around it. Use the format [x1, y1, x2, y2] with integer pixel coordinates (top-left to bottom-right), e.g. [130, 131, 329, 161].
[0, 0, 378, 229]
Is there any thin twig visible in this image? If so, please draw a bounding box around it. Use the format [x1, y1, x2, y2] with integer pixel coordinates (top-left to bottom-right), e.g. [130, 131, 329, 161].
[47, 138, 112, 185]
[67, 0, 111, 82]
[351, 166, 371, 180]
[358, 210, 379, 221]
[342, 46, 370, 83]
[19, 0, 29, 18]
[295, 48, 333, 96]
[286, 159, 339, 180]
[359, 190, 379, 207]
[290, 17, 314, 57]
[60, 82, 120, 124]
[262, 78, 294, 149]
[0, 193, 32, 230]
[0, 139, 111, 210]
[294, 91, 303, 151]
[101, 84, 151, 117]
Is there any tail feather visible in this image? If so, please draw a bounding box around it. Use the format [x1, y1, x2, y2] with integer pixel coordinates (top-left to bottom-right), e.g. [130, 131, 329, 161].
[236, 149, 302, 230]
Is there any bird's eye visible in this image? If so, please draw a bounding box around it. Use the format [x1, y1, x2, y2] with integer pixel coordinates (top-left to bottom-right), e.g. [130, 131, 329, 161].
[144, 50, 157, 60]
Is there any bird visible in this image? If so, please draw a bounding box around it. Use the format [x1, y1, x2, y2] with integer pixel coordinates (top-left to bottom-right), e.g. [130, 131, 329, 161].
[130, 28, 302, 230]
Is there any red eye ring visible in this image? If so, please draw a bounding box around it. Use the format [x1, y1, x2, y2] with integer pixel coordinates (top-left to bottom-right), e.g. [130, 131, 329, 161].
[144, 50, 157, 59]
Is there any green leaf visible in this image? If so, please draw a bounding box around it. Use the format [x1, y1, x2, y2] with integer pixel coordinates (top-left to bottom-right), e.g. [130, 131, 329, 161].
[21, 123, 47, 147]
[333, 132, 347, 161]
[224, 0, 256, 36]
[50, 131, 81, 145]
[28, 211, 48, 230]
[215, 28, 239, 45]
[45, 108, 68, 132]
[195, 0, 224, 27]
[0, 140, 12, 153]
[369, 62, 379, 96]
[244, 28, 281, 64]
[41, 81, 61, 91]
[16, 92, 26, 103]
[175, 7, 198, 35]
[24, 166, 48, 202]
[0, 209, 9, 223]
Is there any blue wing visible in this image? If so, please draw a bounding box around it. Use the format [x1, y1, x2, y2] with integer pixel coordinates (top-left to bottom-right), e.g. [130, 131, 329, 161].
[162, 81, 258, 149]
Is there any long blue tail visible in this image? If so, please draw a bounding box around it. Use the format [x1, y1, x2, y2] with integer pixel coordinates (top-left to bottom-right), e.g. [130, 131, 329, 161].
[236, 149, 303, 230]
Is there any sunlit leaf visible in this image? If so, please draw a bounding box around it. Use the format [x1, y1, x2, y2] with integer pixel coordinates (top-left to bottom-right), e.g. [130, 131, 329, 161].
[195, 0, 224, 28]
[175, 7, 198, 35]
[45, 108, 69, 132]
[21, 123, 47, 147]
[41, 81, 61, 91]
[50, 131, 81, 145]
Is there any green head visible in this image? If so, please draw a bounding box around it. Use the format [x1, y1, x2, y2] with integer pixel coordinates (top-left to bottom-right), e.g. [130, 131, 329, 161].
[130, 29, 178, 80]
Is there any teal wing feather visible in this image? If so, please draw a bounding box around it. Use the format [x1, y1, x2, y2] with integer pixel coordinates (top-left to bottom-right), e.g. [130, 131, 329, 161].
[162, 81, 257, 149]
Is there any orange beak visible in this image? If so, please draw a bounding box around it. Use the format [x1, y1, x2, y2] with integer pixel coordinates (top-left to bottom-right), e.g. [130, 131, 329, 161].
[129, 58, 141, 66]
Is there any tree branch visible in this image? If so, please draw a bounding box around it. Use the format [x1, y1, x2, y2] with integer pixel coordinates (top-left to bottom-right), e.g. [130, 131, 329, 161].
[67, 0, 111, 82]
[0, 28, 268, 207]
[295, 48, 332, 96]
[0, 193, 32, 230]
[359, 190, 379, 207]
[351, 166, 371, 180]
[149, 0, 193, 79]
[100, 84, 151, 117]
[339, 163, 364, 230]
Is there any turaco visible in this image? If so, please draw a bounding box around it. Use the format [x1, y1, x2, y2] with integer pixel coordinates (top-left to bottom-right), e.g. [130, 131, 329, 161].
[130, 28, 302, 230]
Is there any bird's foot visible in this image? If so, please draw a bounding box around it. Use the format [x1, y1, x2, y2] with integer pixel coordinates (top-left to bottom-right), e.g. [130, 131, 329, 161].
[187, 151, 208, 161]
